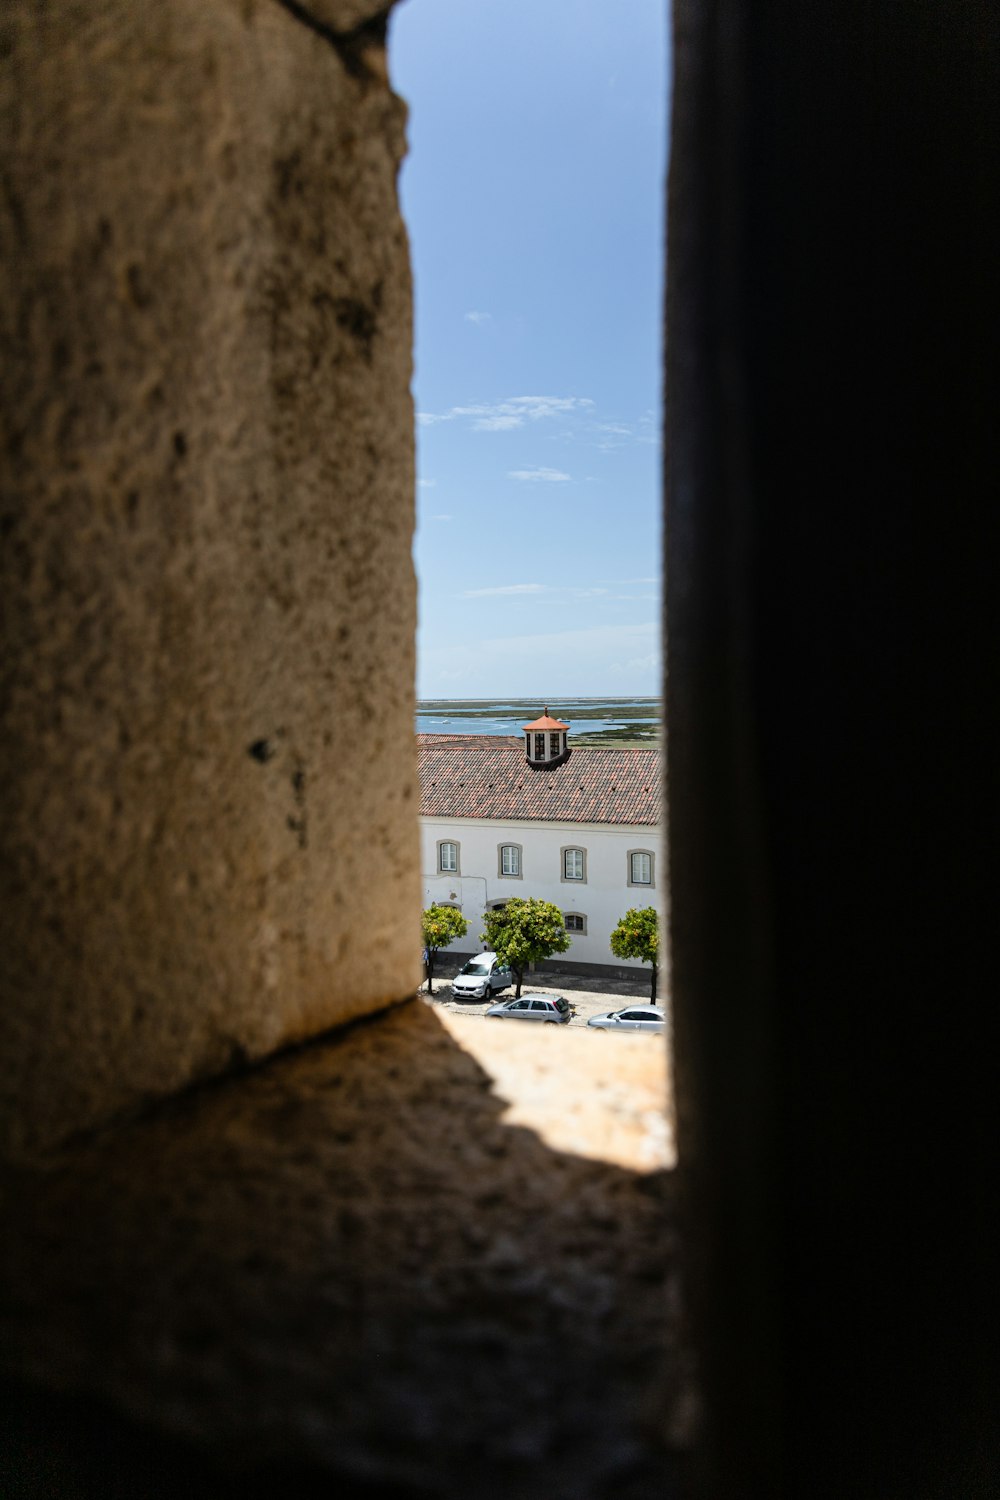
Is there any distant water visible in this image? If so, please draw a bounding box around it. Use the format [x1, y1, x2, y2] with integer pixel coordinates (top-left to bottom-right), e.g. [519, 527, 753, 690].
[416, 697, 659, 739]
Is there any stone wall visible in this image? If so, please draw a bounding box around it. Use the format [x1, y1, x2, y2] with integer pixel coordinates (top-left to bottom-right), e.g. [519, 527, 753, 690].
[0, 0, 420, 1160]
[667, 0, 999, 1493]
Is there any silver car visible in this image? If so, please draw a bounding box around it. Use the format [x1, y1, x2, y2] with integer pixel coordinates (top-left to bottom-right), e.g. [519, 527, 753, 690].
[452, 953, 512, 1000]
[485, 993, 571, 1024]
[587, 1004, 666, 1033]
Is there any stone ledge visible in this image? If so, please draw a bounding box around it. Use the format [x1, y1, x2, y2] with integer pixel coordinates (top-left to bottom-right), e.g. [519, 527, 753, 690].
[1, 1001, 688, 1498]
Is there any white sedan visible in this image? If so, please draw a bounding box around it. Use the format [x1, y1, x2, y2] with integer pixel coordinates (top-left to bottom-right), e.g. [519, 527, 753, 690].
[587, 1004, 666, 1033]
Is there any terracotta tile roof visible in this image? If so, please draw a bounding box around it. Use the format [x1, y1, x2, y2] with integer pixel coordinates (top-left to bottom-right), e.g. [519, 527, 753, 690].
[522, 709, 569, 731]
[417, 735, 660, 827]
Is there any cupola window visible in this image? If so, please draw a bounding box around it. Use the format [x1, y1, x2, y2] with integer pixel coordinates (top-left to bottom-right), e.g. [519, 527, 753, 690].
[523, 707, 570, 767]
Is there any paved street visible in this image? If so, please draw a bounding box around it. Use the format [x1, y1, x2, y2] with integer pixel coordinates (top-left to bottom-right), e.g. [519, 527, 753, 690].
[420, 956, 664, 1028]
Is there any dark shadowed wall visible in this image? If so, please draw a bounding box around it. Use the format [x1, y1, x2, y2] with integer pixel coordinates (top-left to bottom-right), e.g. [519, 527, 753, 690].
[667, 1, 998, 1495]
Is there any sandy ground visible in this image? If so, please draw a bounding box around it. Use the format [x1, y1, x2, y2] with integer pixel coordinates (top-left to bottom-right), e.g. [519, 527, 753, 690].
[420, 961, 674, 1173]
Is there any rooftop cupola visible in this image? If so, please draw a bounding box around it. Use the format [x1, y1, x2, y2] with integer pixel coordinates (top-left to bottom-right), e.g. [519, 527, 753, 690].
[523, 707, 570, 769]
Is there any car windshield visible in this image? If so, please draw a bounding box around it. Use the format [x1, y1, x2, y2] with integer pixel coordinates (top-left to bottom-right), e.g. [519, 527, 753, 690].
[555, 998, 569, 1011]
[460, 962, 490, 976]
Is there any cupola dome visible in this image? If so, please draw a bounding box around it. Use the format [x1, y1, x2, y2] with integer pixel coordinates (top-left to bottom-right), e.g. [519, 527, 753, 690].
[523, 707, 570, 768]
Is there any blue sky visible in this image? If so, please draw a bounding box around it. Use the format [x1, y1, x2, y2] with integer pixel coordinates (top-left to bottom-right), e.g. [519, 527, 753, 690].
[389, 0, 667, 700]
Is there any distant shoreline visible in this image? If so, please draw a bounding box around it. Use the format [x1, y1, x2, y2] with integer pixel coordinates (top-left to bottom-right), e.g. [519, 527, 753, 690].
[415, 696, 660, 746]
[417, 697, 660, 704]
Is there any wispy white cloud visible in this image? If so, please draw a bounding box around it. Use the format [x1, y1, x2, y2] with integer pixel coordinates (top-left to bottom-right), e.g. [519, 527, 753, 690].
[418, 399, 658, 462]
[505, 621, 653, 652]
[461, 583, 547, 599]
[508, 466, 571, 483]
[508, 396, 593, 419]
[464, 310, 492, 326]
[471, 413, 522, 431]
[457, 579, 651, 604]
[585, 413, 660, 452]
[431, 513, 453, 522]
[417, 478, 437, 489]
[418, 621, 660, 698]
[609, 652, 659, 678]
[417, 395, 593, 433]
[587, 421, 636, 454]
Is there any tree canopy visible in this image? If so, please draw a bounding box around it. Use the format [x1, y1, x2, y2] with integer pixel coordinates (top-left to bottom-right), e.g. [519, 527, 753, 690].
[481, 897, 571, 998]
[609, 906, 660, 1001]
[421, 904, 468, 994]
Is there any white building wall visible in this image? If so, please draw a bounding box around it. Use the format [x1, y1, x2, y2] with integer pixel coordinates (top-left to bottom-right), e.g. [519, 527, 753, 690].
[420, 816, 662, 970]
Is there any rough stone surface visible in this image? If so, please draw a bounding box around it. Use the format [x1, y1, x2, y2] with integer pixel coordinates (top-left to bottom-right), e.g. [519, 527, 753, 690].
[0, 0, 420, 1158]
[0, 1001, 687, 1497]
[436, 1005, 674, 1171]
[281, 0, 394, 39]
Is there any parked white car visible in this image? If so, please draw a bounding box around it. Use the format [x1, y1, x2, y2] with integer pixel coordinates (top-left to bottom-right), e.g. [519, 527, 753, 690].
[452, 953, 512, 1000]
[587, 1004, 666, 1033]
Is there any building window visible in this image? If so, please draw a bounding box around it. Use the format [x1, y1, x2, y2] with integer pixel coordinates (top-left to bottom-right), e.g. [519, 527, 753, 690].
[498, 843, 522, 878]
[437, 840, 459, 874]
[628, 849, 655, 887]
[561, 846, 587, 882]
[549, 731, 561, 759]
[564, 912, 587, 935]
[534, 732, 546, 759]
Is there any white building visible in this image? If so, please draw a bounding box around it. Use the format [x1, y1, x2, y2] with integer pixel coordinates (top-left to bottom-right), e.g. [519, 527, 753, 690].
[419, 710, 661, 972]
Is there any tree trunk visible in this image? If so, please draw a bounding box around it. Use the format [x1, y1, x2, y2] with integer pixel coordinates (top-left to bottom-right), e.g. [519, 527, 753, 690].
[650, 961, 657, 1003]
[514, 966, 523, 998]
[427, 953, 434, 995]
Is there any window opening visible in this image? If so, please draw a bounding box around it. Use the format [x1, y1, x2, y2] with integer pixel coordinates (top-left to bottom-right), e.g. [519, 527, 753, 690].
[393, 0, 674, 1475]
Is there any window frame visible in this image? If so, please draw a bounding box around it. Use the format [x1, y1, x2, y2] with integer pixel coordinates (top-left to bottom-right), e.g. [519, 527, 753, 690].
[497, 842, 523, 879]
[627, 848, 655, 888]
[560, 845, 588, 883]
[437, 839, 460, 876]
[564, 912, 588, 935]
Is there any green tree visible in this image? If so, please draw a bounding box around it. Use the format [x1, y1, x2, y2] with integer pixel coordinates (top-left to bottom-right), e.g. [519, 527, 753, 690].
[480, 896, 571, 998]
[421, 904, 468, 995]
[609, 906, 660, 1001]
